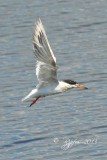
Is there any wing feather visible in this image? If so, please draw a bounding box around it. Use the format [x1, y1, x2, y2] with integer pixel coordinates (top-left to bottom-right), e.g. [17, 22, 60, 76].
[32, 19, 57, 83]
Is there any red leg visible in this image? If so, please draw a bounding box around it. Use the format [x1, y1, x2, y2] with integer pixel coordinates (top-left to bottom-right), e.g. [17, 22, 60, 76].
[29, 96, 41, 107]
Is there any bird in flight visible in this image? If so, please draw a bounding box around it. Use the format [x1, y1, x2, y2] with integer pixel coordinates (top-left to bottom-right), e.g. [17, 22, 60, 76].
[22, 19, 88, 107]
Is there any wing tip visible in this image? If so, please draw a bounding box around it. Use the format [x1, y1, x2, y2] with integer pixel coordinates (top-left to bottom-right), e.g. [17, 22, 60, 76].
[34, 17, 43, 28]
[32, 17, 44, 43]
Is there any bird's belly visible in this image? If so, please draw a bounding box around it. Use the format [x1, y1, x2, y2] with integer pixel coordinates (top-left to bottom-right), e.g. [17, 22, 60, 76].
[38, 83, 60, 97]
[39, 82, 69, 96]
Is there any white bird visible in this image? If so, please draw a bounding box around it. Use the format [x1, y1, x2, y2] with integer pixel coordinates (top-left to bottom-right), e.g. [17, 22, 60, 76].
[22, 19, 88, 107]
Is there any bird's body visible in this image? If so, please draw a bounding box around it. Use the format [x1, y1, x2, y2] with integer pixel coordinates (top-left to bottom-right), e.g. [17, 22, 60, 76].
[22, 81, 74, 102]
[22, 19, 87, 106]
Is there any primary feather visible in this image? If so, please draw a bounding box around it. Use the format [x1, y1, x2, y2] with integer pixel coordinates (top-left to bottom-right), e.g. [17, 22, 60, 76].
[32, 19, 57, 83]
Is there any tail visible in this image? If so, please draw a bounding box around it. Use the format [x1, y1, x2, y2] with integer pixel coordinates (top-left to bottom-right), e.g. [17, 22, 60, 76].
[22, 89, 38, 102]
[21, 96, 31, 102]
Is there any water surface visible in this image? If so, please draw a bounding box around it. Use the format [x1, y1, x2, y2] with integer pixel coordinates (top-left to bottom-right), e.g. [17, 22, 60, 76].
[0, 0, 107, 159]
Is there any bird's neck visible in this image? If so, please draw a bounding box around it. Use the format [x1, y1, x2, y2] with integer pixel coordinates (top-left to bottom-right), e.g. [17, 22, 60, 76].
[57, 81, 72, 92]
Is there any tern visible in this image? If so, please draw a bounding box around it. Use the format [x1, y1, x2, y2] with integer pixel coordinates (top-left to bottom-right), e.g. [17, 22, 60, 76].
[22, 19, 88, 107]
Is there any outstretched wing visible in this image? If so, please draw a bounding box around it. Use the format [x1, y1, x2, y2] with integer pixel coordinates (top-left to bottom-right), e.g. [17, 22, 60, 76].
[32, 18, 57, 83]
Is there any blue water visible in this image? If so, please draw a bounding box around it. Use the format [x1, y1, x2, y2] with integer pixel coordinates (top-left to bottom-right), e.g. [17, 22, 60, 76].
[0, 0, 107, 159]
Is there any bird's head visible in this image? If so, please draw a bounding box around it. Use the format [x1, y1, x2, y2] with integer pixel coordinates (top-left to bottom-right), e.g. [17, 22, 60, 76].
[63, 79, 88, 89]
